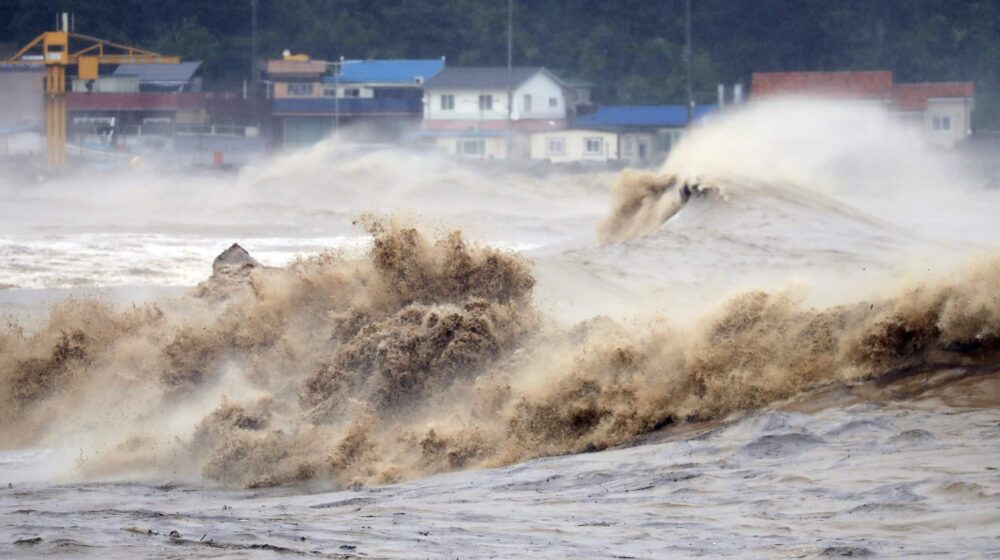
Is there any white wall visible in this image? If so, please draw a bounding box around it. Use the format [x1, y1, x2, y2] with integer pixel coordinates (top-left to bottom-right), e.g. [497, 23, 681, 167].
[512, 72, 566, 120]
[924, 97, 972, 148]
[424, 71, 567, 121]
[425, 89, 509, 120]
[530, 130, 618, 163]
[434, 136, 508, 158]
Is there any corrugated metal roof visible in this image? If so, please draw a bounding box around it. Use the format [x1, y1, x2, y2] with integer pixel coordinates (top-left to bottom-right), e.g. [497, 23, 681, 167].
[325, 59, 444, 85]
[574, 105, 716, 128]
[112, 61, 202, 83]
[750, 71, 894, 99]
[423, 67, 548, 90]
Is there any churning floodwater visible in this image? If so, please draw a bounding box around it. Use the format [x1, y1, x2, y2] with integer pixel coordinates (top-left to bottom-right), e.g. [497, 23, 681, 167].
[1, 100, 999, 558]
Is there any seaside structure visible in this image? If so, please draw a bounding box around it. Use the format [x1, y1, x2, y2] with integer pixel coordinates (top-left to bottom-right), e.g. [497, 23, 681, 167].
[529, 104, 716, 165]
[267, 57, 444, 148]
[416, 66, 574, 158]
[750, 71, 975, 148]
[0, 64, 45, 156]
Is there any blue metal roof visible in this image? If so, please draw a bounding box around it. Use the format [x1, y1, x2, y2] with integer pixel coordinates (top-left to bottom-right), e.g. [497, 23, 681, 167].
[272, 97, 422, 115]
[574, 104, 717, 128]
[323, 59, 444, 85]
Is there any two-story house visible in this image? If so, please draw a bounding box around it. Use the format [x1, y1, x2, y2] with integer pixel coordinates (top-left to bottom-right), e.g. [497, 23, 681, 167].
[417, 67, 569, 158]
[268, 57, 444, 148]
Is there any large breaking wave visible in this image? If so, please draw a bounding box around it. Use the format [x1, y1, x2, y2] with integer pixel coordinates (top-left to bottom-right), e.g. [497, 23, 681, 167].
[2, 99, 998, 488]
[2, 216, 1000, 488]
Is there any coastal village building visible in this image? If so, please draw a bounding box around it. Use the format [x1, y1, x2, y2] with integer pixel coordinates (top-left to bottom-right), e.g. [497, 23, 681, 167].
[529, 128, 619, 163]
[62, 60, 263, 165]
[0, 64, 44, 156]
[750, 71, 975, 148]
[530, 105, 716, 165]
[416, 67, 573, 158]
[268, 57, 444, 148]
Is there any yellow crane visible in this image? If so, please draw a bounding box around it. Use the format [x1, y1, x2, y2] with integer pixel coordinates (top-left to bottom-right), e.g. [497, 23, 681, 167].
[4, 29, 180, 166]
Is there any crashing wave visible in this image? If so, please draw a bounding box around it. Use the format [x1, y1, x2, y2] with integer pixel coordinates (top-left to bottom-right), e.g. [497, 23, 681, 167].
[2, 219, 999, 488]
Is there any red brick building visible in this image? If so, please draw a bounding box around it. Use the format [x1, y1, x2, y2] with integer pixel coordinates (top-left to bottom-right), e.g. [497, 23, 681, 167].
[750, 71, 974, 147]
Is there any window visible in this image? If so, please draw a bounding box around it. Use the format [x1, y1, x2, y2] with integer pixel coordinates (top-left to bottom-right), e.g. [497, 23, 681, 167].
[458, 139, 485, 156]
[322, 88, 336, 98]
[584, 137, 603, 155]
[287, 82, 313, 96]
[546, 137, 565, 156]
[479, 94, 493, 111]
[441, 94, 455, 110]
[932, 115, 952, 131]
[343, 88, 361, 98]
[549, 97, 558, 107]
[523, 94, 532, 113]
[623, 137, 634, 157]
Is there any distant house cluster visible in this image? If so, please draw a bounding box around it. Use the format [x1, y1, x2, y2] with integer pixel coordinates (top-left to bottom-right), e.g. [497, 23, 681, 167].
[260, 54, 713, 165]
[750, 70, 975, 148]
[0, 51, 980, 165]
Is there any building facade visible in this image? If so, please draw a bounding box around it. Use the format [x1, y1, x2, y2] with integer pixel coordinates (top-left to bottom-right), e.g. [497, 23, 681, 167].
[268, 58, 443, 148]
[418, 67, 570, 158]
[750, 71, 975, 148]
[529, 129, 619, 163]
[0, 64, 44, 155]
[531, 105, 715, 166]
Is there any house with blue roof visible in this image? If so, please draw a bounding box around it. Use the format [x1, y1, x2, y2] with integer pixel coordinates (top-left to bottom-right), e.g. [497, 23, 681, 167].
[267, 56, 444, 148]
[530, 104, 716, 165]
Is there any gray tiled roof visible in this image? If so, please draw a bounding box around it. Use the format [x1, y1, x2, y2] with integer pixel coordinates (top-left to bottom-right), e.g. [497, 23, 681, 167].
[112, 61, 202, 83]
[423, 66, 548, 90]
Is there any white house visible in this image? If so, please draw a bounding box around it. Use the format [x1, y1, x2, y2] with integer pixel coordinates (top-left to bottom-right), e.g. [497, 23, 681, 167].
[417, 67, 569, 158]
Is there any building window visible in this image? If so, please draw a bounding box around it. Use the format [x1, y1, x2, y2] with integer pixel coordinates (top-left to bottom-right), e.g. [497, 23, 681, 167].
[322, 88, 336, 98]
[344, 88, 361, 98]
[479, 94, 493, 111]
[441, 94, 455, 110]
[458, 139, 485, 156]
[585, 137, 603, 155]
[287, 82, 313, 96]
[546, 137, 565, 156]
[549, 97, 558, 107]
[623, 137, 633, 157]
[523, 94, 532, 113]
[932, 115, 952, 131]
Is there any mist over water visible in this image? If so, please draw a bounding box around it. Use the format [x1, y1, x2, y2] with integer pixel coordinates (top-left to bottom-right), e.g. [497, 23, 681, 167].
[2, 100, 1000, 557]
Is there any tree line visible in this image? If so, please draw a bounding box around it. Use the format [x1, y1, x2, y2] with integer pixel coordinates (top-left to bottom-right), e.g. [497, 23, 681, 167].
[2, 0, 999, 128]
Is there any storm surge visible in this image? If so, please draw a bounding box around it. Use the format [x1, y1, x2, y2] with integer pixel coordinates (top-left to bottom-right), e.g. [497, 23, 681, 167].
[2, 212, 1000, 488]
[2, 99, 998, 490]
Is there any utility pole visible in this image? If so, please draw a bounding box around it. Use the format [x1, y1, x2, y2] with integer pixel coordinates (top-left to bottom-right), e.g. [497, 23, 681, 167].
[685, 0, 693, 125]
[250, 0, 258, 115]
[506, 0, 513, 157]
[334, 58, 341, 133]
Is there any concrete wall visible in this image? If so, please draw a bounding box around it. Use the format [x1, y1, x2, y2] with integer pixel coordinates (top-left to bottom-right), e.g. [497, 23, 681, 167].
[530, 129, 618, 163]
[924, 97, 972, 148]
[433, 136, 508, 159]
[0, 68, 43, 129]
[424, 72, 566, 122]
